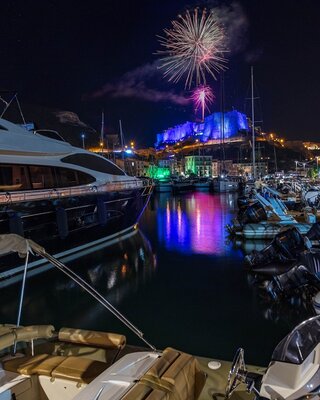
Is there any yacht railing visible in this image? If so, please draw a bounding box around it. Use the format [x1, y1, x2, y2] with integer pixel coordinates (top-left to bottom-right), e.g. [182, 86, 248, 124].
[0, 178, 154, 204]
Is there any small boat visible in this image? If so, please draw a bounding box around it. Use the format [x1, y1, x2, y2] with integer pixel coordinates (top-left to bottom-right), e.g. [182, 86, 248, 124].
[0, 234, 207, 400]
[154, 178, 173, 193]
[172, 178, 194, 193]
[240, 221, 312, 240]
[193, 178, 212, 191]
[213, 176, 239, 192]
[231, 188, 317, 240]
[1, 234, 319, 400]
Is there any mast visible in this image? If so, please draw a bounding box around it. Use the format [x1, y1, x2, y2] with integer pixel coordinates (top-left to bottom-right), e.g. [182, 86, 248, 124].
[251, 66, 256, 179]
[100, 109, 104, 153]
[220, 72, 226, 175]
[119, 119, 125, 162]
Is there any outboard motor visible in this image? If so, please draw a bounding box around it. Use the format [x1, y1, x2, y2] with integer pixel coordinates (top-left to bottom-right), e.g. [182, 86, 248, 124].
[265, 250, 320, 299]
[245, 227, 309, 268]
[239, 202, 267, 225]
[237, 196, 252, 211]
[306, 222, 320, 241]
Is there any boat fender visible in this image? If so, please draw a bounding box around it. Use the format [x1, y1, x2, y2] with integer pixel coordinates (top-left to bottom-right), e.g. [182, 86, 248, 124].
[56, 207, 69, 239]
[97, 197, 107, 226]
[8, 212, 24, 237]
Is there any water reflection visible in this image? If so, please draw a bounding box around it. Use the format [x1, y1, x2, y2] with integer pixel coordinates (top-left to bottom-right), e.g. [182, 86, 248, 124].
[0, 230, 156, 329]
[151, 192, 237, 255]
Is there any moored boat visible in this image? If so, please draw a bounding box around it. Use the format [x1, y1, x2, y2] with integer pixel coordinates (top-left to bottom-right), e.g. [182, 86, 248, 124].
[0, 117, 153, 277]
[154, 178, 173, 193]
[193, 177, 212, 191]
[172, 178, 194, 193]
[1, 234, 319, 400]
[213, 176, 239, 192]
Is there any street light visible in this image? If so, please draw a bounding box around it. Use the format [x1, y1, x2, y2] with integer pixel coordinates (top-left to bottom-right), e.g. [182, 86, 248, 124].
[81, 133, 85, 149]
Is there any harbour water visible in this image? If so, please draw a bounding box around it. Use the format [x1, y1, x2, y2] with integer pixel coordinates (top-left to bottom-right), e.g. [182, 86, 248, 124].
[0, 192, 313, 366]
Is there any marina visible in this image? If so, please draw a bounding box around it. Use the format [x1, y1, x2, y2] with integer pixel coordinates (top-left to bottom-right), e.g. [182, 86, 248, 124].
[1, 1, 320, 398]
[0, 192, 313, 366]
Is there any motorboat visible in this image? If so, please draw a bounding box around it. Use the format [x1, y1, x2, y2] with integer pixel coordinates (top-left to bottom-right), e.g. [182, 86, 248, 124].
[171, 177, 194, 193]
[0, 234, 207, 400]
[1, 234, 320, 400]
[193, 178, 212, 191]
[213, 176, 239, 192]
[154, 178, 173, 193]
[230, 189, 316, 240]
[0, 117, 153, 278]
[226, 315, 320, 400]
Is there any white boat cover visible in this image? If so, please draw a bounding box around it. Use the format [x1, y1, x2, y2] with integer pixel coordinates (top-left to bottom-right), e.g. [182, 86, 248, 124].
[0, 234, 44, 257]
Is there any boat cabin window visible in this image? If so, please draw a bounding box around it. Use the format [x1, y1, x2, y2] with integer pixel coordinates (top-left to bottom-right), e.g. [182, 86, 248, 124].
[0, 164, 95, 191]
[0, 164, 30, 191]
[0, 125, 8, 131]
[61, 154, 125, 176]
[55, 167, 95, 187]
[29, 166, 55, 189]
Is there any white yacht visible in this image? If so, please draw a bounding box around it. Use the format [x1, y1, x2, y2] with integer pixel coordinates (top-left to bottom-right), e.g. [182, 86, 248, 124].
[0, 118, 153, 277]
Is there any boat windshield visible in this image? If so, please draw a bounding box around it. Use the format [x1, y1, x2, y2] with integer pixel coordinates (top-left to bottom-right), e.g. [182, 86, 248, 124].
[61, 153, 125, 176]
[271, 315, 320, 364]
[35, 129, 66, 142]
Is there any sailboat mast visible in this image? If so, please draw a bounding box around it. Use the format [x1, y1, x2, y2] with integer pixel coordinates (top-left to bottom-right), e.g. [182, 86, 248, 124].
[251, 66, 256, 179]
[119, 119, 125, 162]
[220, 72, 226, 175]
[100, 109, 104, 153]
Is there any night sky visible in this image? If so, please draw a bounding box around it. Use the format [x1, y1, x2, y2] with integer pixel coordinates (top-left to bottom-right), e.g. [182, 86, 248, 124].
[1, 0, 320, 146]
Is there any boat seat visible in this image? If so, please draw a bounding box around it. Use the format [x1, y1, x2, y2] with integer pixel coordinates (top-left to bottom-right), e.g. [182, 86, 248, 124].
[3, 354, 108, 384]
[3, 354, 65, 376]
[123, 348, 206, 400]
[0, 325, 55, 352]
[58, 327, 126, 350]
[120, 382, 153, 400]
[122, 384, 168, 399]
[51, 356, 108, 383]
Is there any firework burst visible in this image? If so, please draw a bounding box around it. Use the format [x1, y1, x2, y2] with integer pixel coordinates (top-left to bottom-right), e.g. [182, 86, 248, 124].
[192, 85, 215, 121]
[157, 8, 228, 89]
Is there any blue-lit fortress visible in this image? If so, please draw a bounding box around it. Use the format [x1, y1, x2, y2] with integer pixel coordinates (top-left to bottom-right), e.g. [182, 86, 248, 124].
[155, 110, 249, 149]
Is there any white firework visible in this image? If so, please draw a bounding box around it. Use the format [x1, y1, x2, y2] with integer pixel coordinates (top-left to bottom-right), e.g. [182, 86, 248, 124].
[157, 8, 228, 89]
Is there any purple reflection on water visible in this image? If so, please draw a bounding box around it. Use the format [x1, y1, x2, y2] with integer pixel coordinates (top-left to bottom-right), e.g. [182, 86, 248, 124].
[156, 192, 237, 255]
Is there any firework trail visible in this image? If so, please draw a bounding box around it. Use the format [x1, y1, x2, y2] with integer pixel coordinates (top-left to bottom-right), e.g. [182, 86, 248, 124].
[192, 85, 215, 121]
[157, 8, 228, 89]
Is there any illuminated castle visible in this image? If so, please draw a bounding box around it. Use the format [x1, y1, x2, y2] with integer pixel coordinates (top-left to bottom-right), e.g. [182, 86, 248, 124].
[155, 110, 249, 149]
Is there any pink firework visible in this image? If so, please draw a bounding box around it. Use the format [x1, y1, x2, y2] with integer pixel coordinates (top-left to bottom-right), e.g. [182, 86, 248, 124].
[157, 8, 228, 88]
[192, 86, 215, 121]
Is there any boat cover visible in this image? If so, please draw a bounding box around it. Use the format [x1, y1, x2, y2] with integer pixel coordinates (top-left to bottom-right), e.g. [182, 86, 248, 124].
[0, 234, 44, 257]
[271, 315, 320, 364]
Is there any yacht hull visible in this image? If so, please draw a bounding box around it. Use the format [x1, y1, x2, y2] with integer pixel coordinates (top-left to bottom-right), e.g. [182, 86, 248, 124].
[0, 186, 151, 277]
